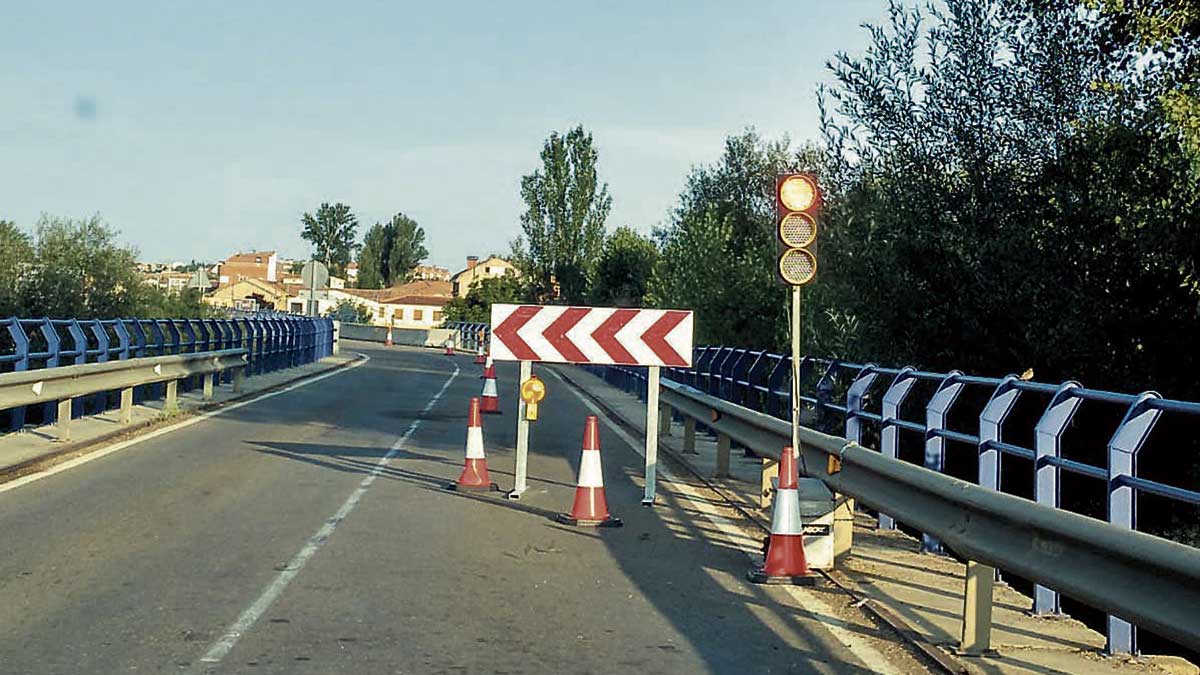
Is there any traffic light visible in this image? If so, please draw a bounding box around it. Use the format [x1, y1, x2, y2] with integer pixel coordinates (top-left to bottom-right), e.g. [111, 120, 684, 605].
[776, 173, 821, 286]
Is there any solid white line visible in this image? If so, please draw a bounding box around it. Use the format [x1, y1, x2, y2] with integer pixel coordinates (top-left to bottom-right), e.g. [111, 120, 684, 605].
[0, 354, 372, 496]
[546, 368, 903, 675]
[195, 362, 460, 668]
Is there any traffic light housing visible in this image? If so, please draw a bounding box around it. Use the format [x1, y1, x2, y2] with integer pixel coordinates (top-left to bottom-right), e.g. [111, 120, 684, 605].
[776, 174, 821, 286]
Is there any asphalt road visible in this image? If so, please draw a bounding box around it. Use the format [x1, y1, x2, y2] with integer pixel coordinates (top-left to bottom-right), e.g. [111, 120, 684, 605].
[0, 343, 926, 674]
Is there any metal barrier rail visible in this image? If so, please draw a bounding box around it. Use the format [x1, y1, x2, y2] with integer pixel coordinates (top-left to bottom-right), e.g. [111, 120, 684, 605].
[0, 349, 249, 441]
[447, 322, 490, 354]
[590, 349, 1200, 655]
[1, 315, 335, 433]
[633, 375, 1200, 654]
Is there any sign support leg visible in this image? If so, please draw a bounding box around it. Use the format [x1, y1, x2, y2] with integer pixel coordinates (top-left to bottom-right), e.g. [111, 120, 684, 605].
[643, 365, 660, 506]
[509, 359, 532, 500]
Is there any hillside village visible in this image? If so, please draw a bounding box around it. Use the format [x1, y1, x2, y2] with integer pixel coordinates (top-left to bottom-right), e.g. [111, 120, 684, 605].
[141, 252, 517, 328]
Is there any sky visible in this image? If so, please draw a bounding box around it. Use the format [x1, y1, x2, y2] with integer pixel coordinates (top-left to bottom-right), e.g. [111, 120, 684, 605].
[0, 1, 889, 273]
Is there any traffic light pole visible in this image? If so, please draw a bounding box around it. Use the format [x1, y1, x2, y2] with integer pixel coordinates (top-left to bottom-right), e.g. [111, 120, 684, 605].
[791, 286, 802, 469]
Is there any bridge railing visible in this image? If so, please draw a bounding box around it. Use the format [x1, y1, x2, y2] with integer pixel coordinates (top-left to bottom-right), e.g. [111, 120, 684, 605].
[447, 322, 490, 354]
[1, 315, 335, 433]
[587, 346, 1200, 655]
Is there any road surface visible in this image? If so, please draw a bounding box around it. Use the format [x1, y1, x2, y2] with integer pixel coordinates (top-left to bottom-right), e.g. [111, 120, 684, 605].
[0, 343, 927, 674]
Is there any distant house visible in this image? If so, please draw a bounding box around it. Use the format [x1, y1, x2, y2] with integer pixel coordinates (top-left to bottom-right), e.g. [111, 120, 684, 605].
[291, 280, 453, 327]
[450, 255, 517, 298]
[411, 264, 451, 281]
[141, 271, 193, 294]
[204, 277, 291, 312]
[216, 251, 279, 286]
[345, 261, 359, 283]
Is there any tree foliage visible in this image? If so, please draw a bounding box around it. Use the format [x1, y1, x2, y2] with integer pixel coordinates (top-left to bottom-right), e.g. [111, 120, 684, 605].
[441, 275, 526, 325]
[512, 126, 611, 303]
[590, 227, 659, 307]
[0, 219, 33, 317]
[650, 130, 809, 349]
[325, 298, 373, 324]
[300, 202, 358, 277]
[356, 213, 428, 289]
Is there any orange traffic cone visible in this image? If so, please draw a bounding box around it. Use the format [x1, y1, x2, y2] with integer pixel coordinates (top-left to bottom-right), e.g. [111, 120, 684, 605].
[384, 327, 394, 347]
[474, 351, 486, 365]
[447, 397, 498, 492]
[444, 338, 455, 356]
[748, 446, 817, 585]
[557, 416, 622, 527]
[479, 360, 501, 414]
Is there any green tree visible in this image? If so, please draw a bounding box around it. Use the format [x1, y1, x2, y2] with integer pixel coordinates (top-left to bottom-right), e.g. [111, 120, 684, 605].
[589, 227, 658, 307]
[441, 275, 526, 325]
[356, 223, 390, 289]
[300, 202, 358, 277]
[355, 213, 428, 289]
[325, 298, 373, 323]
[512, 126, 612, 302]
[0, 219, 33, 316]
[649, 130, 809, 349]
[20, 215, 144, 318]
[385, 212, 428, 285]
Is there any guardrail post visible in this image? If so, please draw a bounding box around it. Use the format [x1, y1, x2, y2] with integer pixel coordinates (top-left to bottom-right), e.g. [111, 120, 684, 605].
[1032, 382, 1082, 615]
[760, 457, 779, 509]
[1105, 391, 1162, 655]
[715, 433, 731, 478]
[879, 367, 917, 530]
[119, 387, 133, 424]
[233, 365, 246, 393]
[923, 371, 964, 553]
[659, 402, 672, 436]
[164, 380, 179, 414]
[683, 417, 697, 454]
[202, 372, 215, 400]
[55, 398, 73, 441]
[959, 560, 996, 656]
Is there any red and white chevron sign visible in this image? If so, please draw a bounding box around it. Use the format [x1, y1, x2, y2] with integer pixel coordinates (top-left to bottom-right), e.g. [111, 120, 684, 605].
[489, 304, 694, 367]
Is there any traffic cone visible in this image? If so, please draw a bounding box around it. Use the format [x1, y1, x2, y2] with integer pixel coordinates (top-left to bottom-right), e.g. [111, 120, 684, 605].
[748, 446, 817, 585]
[444, 338, 455, 356]
[474, 351, 486, 365]
[447, 397, 498, 492]
[384, 327, 394, 347]
[557, 416, 622, 527]
[479, 361, 501, 414]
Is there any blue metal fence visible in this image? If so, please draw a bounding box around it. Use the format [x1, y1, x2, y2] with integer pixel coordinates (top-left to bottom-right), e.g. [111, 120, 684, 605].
[590, 346, 1200, 655]
[1, 315, 335, 431]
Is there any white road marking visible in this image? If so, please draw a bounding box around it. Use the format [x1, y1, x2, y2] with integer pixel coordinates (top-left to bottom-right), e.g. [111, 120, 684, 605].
[547, 368, 904, 675]
[194, 362, 460, 669]
[0, 354, 372, 496]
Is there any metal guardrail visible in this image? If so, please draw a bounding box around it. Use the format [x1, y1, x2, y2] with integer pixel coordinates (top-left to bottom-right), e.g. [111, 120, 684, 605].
[648, 376, 1200, 655]
[591, 349, 1200, 655]
[447, 322, 489, 354]
[1, 315, 335, 434]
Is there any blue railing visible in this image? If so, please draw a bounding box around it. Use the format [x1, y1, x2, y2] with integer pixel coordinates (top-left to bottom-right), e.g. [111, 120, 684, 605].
[590, 346, 1200, 655]
[1, 315, 335, 432]
[448, 322, 490, 353]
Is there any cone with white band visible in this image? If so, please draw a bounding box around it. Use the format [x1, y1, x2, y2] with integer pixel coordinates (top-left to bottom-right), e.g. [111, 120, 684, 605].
[748, 445, 817, 585]
[557, 416, 622, 527]
[447, 397, 498, 492]
[474, 350, 486, 365]
[384, 326, 394, 347]
[479, 361, 501, 414]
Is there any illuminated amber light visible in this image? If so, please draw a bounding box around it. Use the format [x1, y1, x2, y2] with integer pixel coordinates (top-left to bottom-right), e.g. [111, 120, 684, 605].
[779, 175, 817, 212]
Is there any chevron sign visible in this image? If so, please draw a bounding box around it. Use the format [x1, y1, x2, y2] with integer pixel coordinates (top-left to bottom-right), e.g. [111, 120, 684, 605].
[489, 304, 694, 367]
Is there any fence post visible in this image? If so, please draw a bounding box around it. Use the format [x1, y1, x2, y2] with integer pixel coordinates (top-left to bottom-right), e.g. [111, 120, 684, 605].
[39, 319, 61, 423]
[979, 376, 1021, 492]
[5, 319, 30, 431]
[922, 371, 964, 553]
[1105, 392, 1162, 655]
[879, 367, 917, 530]
[1032, 381, 1082, 615]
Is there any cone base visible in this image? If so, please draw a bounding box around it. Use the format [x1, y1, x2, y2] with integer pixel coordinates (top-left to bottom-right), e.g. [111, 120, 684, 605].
[445, 482, 500, 493]
[556, 513, 623, 528]
[746, 565, 819, 585]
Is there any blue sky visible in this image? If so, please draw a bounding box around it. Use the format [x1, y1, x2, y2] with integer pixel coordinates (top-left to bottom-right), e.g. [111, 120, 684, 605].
[0, 1, 888, 272]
